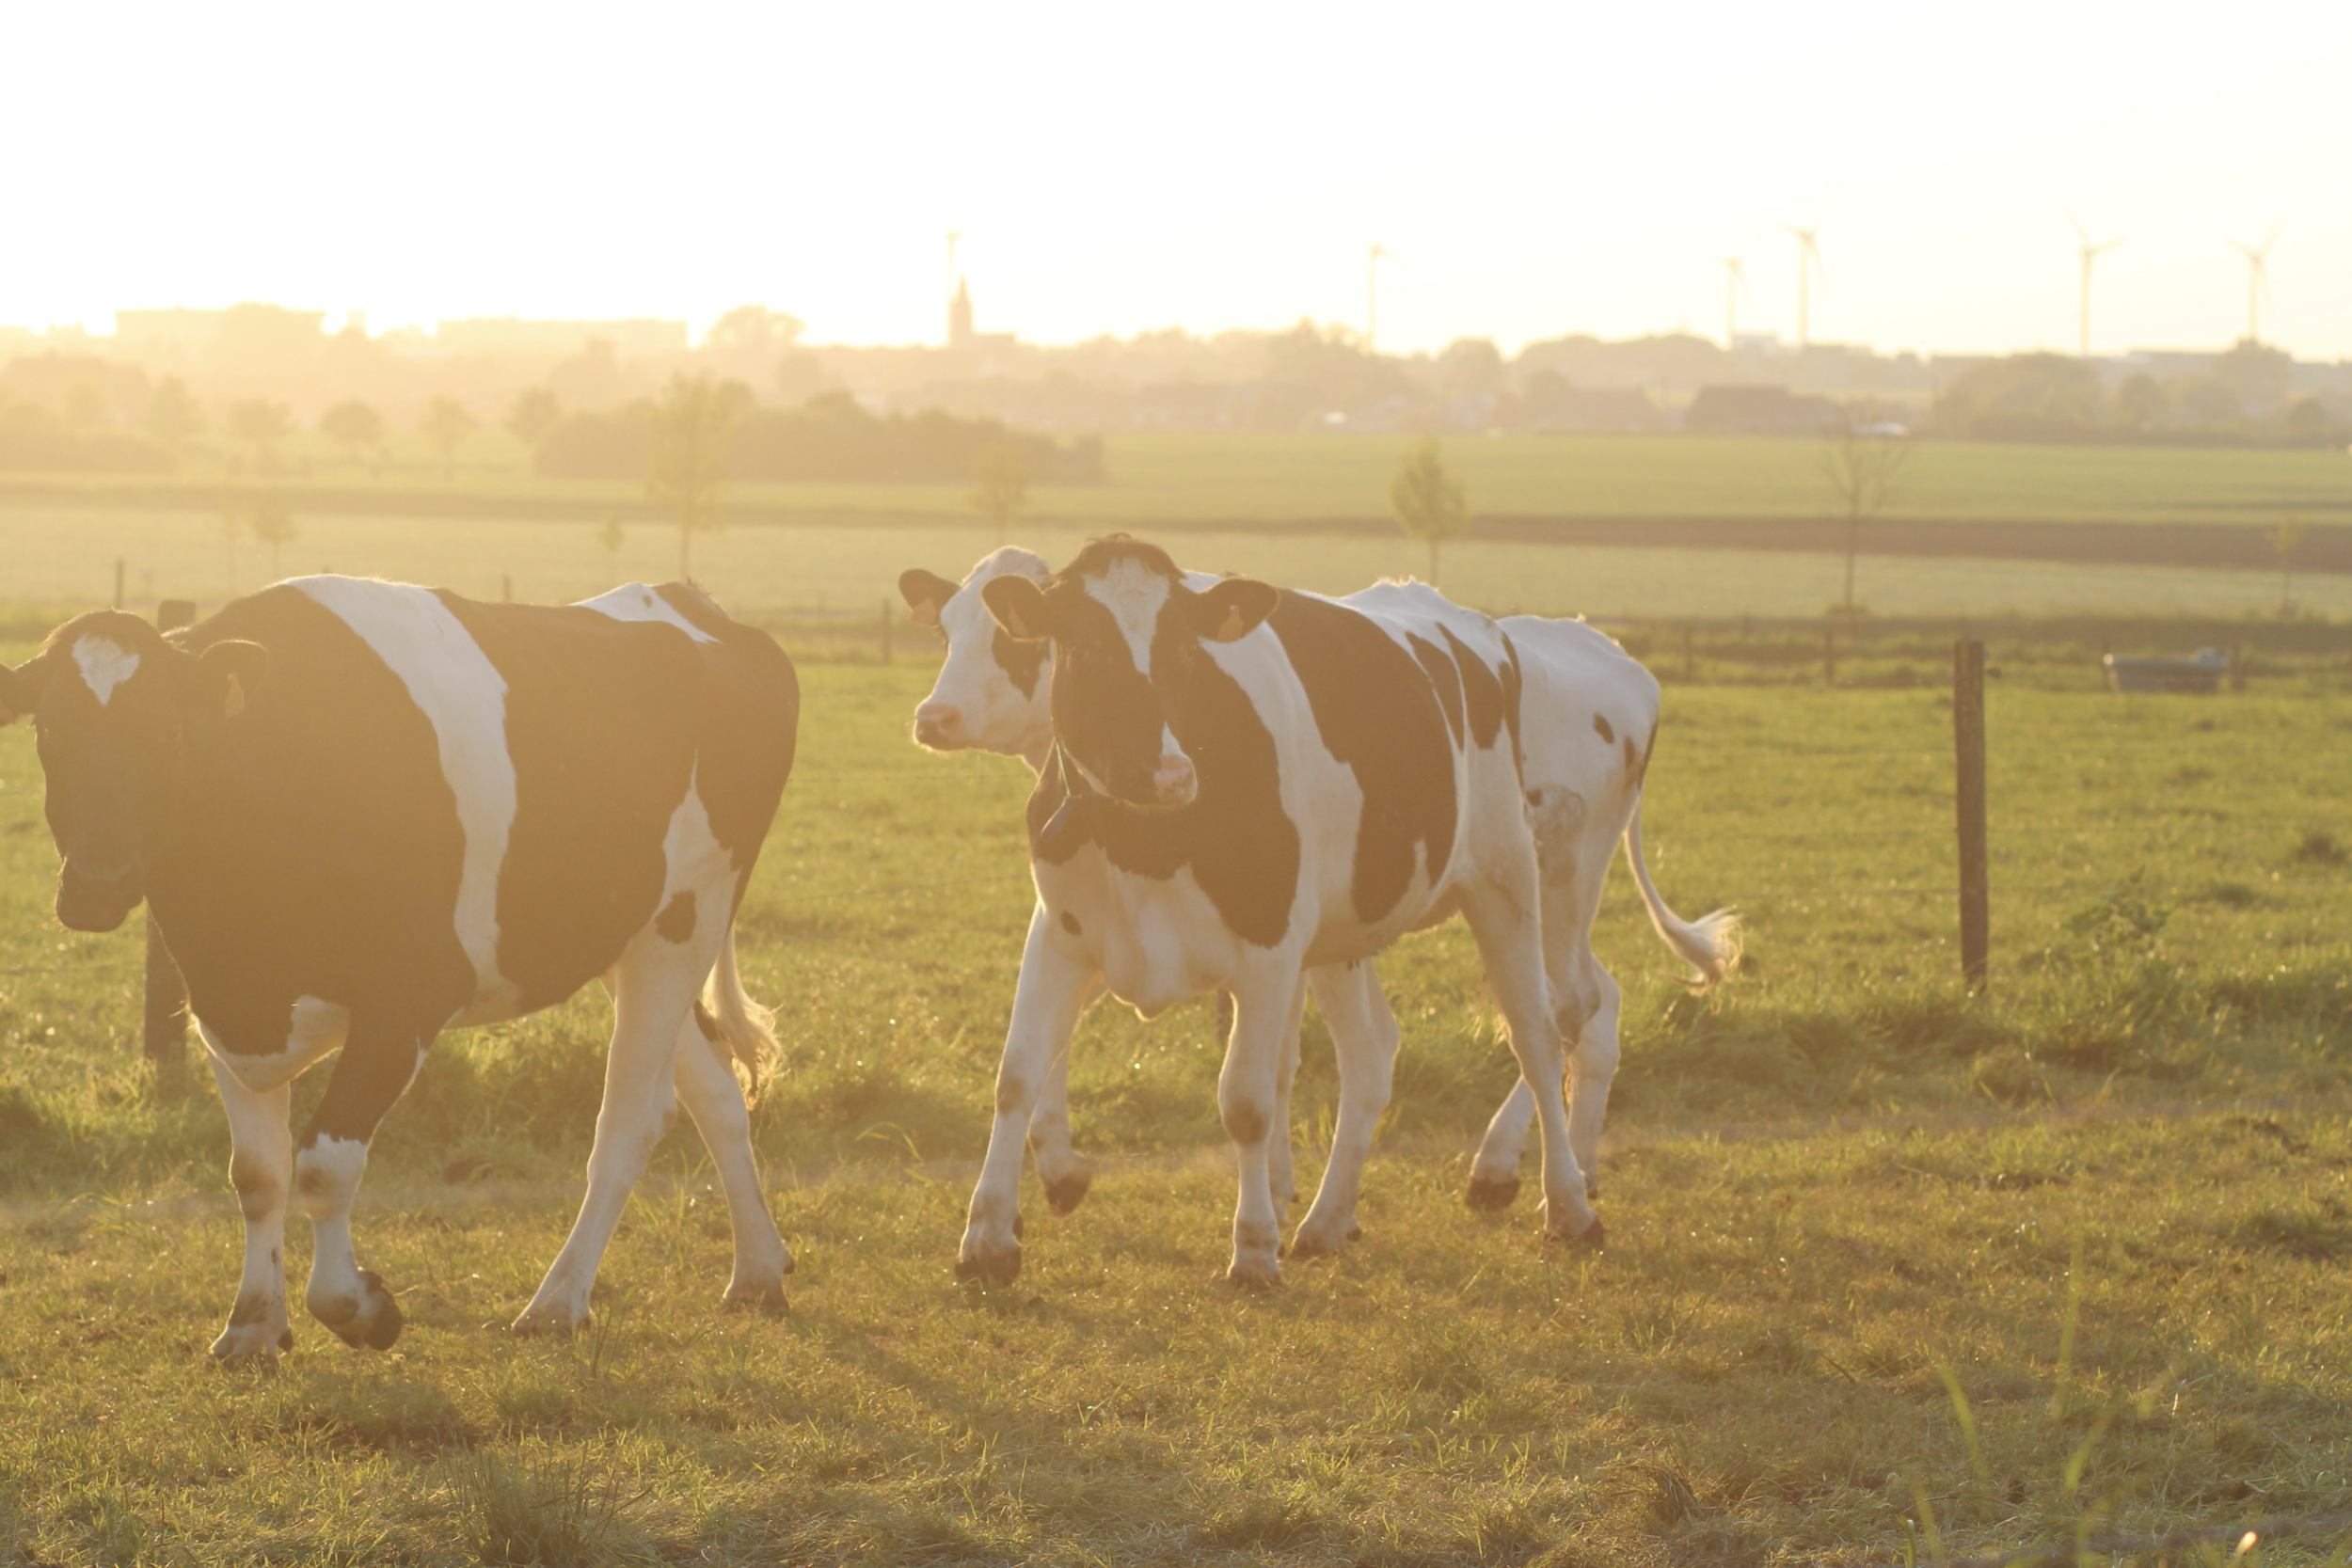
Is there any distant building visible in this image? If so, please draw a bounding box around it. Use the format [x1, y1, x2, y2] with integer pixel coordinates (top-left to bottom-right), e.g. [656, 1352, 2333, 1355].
[1683, 384, 1838, 435]
[1526, 387, 1662, 433]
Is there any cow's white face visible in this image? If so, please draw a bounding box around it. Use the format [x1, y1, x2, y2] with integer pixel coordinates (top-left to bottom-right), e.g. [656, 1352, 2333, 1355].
[981, 538, 1278, 811]
[900, 549, 1054, 760]
[0, 612, 267, 932]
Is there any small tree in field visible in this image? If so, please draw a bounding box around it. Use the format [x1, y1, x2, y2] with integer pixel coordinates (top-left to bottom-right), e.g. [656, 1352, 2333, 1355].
[419, 396, 478, 478]
[596, 515, 625, 580]
[247, 495, 299, 580]
[2273, 515, 2302, 616]
[971, 439, 1028, 545]
[1820, 423, 1913, 616]
[1390, 436, 1470, 586]
[645, 374, 749, 578]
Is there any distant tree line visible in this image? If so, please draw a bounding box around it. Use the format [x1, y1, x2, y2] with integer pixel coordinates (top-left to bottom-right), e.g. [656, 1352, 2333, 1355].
[1931, 342, 2344, 447]
[531, 388, 1103, 484]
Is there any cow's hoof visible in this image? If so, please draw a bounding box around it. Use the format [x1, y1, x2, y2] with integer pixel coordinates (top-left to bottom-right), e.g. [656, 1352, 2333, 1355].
[1465, 1174, 1521, 1212]
[1545, 1216, 1607, 1252]
[209, 1321, 289, 1363]
[1041, 1171, 1092, 1216]
[723, 1281, 789, 1316]
[509, 1301, 587, 1338]
[956, 1243, 1023, 1289]
[322, 1270, 404, 1350]
[1222, 1259, 1283, 1291]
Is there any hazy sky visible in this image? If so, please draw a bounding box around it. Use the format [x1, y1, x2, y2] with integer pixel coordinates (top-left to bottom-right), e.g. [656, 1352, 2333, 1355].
[7, 0, 2348, 358]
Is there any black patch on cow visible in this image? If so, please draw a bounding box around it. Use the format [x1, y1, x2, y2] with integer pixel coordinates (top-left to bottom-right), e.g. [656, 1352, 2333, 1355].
[1500, 634, 1526, 778]
[1059, 910, 1081, 936]
[1406, 634, 1465, 747]
[1592, 713, 1614, 744]
[1025, 629, 1299, 948]
[692, 999, 723, 1041]
[993, 628, 1047, 699]
[1042, 589, 1173, 804]
[1632, 724, 1656, 787]
[1271, 594, 1455, 926]
[1624, 736, 1639, 776]
[656, 891, 696, 943]
[1439, 626, 1505, 751]
[438, 591, 797, 1012]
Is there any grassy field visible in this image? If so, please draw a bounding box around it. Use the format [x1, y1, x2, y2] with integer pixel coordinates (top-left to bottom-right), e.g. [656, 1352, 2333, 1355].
[0, 627, 2348, 1564]
[15, 430, 2352, 531]
[8, 506, 2352, 627]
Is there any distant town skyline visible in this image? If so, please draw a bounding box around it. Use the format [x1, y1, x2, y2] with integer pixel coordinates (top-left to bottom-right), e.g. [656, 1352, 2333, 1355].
[4, 0, 2347, 358]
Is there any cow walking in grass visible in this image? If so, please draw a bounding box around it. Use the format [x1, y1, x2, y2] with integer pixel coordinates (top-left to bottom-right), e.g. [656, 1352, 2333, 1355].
[901, 547, 1736, 1245]
[0, 578, 798, 1357]
[918, 536, 1734, 1286]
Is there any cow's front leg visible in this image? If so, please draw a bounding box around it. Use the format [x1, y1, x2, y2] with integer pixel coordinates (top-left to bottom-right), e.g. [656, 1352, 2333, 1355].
[1291, 961, 1398, 1259]
[206, 1056, 294, 1361]
[1026, 973, 1104, 1216]
[1267, 976, 1310, 1212]
[961, 906, 1095, 1286]
[1466, 1079, 1535, 1211]
[296, 1020, 432, 1350]
[1219, 967, 1303, 1289]
[515, 935, 701, 1334]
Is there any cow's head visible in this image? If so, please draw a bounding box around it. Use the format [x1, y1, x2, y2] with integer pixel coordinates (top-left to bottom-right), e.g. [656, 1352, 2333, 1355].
[898, 548, 1056, 759]
[980, 537, 1277, 810]
[0, 612, 267, 932]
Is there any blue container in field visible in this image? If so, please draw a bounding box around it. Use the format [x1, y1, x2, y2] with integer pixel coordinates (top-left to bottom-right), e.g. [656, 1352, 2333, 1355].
[2103, 648, 2228, 694]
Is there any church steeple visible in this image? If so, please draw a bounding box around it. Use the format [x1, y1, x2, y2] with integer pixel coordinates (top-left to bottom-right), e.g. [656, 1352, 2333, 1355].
[949, 277, 974, 353]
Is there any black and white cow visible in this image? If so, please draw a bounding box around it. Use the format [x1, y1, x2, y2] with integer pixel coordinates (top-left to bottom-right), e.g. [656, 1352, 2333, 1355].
[901, 548, 1736, 1243]
[937, 535, 1714, 1287]
[0, 578, 798, 1356]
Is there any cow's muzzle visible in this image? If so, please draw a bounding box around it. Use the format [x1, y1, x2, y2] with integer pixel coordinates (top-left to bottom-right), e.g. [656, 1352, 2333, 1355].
[913, 703, 966, 751]
[56, 860, 143, 933]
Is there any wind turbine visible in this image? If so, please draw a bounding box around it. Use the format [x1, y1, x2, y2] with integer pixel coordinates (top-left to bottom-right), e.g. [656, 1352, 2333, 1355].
[1783, 217, 1825, 347]
[1717, 254, 1748, 348]
[1366, 241, 1392, 354]
[2231, 222, 2281, 343]
[2070, 213, 2124, 358]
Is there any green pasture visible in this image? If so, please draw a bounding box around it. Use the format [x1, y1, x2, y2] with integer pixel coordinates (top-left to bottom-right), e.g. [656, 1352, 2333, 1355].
[1, 640, 2348, 1564]
[18, 430, 2352, 531]
[6, 505, 2352, 626]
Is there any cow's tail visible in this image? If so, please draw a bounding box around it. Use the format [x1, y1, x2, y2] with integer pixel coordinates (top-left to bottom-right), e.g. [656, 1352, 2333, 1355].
[1622, 794, 1741, 990]
[702, 922, 779, 1102]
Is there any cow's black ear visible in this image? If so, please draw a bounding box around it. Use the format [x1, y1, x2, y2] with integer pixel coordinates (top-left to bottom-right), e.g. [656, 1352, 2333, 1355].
[1186, 578, 1279, 643]
[0, 656, 50, 727]
[981, 576, 1053, 642]
[898, 569, 960, 628]
[173, 641, 270, 717]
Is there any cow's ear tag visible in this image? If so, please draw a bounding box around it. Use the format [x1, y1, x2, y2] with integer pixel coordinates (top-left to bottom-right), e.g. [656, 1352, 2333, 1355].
[1216, 606, 1246, 641]
[223, 674, 246, 720]
[910, 600, 940, 628]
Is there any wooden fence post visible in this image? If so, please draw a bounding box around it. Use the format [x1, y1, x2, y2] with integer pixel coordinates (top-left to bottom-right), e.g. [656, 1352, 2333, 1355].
[1953, 638, 1990, 993]
[880, 598, 893, 665]
[145, 599, 198, 1072]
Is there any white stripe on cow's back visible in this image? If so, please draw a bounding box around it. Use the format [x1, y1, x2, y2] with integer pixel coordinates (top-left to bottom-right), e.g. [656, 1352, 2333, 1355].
[575, 583, 718, 643]
[290, 578, 519, 1015]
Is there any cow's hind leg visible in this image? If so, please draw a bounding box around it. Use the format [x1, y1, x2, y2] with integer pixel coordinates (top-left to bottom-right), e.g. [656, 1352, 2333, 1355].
[515, 933, 705, 1334]
[296, 1021, 433, 1350]
[1290, 961, 1399, 1259]
[207, 1058, 294, 1361]
[1462, 871, 1599, 1247]
[671, 1007, 792, 1313]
